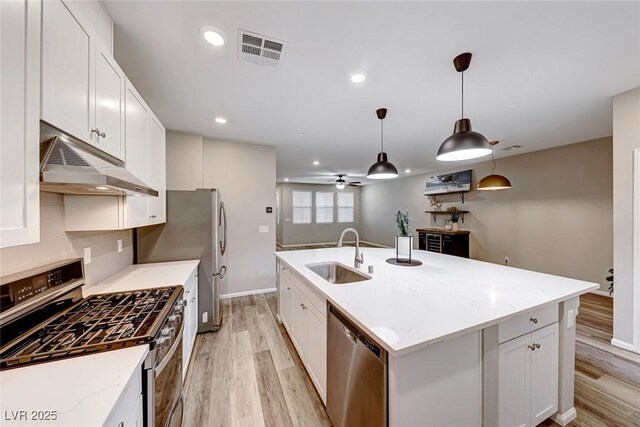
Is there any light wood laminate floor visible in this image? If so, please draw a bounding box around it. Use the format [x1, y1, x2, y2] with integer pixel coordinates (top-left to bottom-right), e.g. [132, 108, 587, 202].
[184, 292, 639, 427]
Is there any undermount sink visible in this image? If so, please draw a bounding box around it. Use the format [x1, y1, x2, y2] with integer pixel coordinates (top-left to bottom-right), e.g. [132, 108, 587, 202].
[306, 262, 371, 284]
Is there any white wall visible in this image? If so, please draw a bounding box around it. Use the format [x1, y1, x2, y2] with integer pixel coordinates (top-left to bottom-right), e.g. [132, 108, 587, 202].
[612, 86, 640, 352]
[0, 193, 133, 285]
[361, 137, 613, 291]
[278, 183, 362, 246]
[165, 131, 277, 297]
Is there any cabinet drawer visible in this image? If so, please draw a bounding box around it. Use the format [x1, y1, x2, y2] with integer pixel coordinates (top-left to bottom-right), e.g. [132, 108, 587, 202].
[499, 304, 558, 344]
[292, 272, 327, 318]
[280, 261, 293, 281]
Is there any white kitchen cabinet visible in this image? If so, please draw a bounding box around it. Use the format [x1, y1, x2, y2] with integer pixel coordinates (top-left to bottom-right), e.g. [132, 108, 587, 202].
[148, 114, 166, 223]
[182, 267, 198, 379]
[94, 40, 125, 159]
[41, 0, 93, 144]
[291, 286, 308, 360]
[498, 322, 559, 427]
[104, 364, 143, 427]
[306, 304, 327, 401]
[280, 274, 293, 331]
[277, 264, 327, 403]
[0, 0, 40, 248]
[124, 81, 151, 228]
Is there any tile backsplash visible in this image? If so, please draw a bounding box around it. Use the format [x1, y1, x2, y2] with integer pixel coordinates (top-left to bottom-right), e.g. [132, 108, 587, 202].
[0, 192, 133, 286]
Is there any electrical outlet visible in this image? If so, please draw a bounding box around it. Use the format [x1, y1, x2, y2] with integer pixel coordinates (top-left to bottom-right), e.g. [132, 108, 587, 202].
[567, 309, 575, 328]
[117, 239, 123, 253]
[504, 256, 510, 266]
[84, 247, 92, 264]
[259, 226, 269, 233]
[202, 311, 208, 323]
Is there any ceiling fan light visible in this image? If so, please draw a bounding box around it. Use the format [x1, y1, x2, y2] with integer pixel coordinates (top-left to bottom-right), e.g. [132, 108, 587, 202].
[477, 174, 512, 191]
[436, 119, 492, 161]
[336, 182, 346, 190]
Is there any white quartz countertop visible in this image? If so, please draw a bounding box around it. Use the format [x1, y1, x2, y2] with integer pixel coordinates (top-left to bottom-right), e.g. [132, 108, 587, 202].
[0, 345, 148, 427]
[276, 248, 598, 357]
[83, 259, 200, 296]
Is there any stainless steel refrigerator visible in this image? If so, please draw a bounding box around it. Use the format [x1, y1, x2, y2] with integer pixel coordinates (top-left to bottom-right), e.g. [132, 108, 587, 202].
[135, 189, 227, 332]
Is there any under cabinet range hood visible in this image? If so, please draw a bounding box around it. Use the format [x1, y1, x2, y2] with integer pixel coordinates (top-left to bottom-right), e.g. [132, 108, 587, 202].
[39, 122, 157, 197]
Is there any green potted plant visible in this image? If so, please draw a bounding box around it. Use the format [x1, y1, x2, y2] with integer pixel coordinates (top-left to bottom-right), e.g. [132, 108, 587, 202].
[395, 210, 412, 263]
[447, 206, 461, 231]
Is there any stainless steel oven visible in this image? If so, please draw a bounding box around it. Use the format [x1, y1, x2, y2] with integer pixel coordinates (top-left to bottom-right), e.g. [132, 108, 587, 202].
[144, 296, 185, 427]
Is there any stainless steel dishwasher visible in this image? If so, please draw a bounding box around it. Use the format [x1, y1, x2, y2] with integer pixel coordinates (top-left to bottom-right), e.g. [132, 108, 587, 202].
[327, 304, 387, 427]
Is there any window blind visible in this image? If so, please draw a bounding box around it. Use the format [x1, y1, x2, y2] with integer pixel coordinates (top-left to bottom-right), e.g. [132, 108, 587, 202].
[292, 191, 312, 224]
[337, 192, 354, 223]
[315, 192, 334, 223]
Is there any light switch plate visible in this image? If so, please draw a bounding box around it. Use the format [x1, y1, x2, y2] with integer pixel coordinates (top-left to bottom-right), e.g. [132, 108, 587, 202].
[202, 311, 208, 323]
[117, 239, 123, 253]
[84, 247, 92, 264]
[259, 226, 269, 233]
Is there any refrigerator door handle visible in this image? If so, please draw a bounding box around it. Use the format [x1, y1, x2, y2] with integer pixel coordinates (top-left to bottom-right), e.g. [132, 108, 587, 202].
[219, 202, 227, 256]
[214, 265, 227, 279]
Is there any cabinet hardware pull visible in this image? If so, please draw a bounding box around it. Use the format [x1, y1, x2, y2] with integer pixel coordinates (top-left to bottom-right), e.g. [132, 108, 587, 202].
[527, 343, 541, 351]
[530, 317, 538, 324]
[287, 287, 291, 290]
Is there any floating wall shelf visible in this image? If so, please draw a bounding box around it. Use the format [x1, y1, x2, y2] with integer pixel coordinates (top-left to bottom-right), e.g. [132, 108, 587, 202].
[426, 191, 467, 204]
[425, 210, 469, 223]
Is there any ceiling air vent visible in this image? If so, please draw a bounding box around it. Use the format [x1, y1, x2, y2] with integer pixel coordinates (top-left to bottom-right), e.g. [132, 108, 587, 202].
[501, 144, 523, 151]
[238, 30, 286, 68]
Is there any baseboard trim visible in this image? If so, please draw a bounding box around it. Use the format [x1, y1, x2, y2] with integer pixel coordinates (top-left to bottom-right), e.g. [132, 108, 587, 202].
[611, 338, 638, 353]
[590, 289, 612, 298]
[551, 407, 577, 426]
[221, 287, 276, 299]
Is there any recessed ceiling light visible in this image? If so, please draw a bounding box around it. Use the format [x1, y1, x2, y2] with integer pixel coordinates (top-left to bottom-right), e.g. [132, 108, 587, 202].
[297, 133, 304, 137]
[350, 72, 367, 83]
[313, 161, 320, 166]
[405, 169, 411, 173]
[214, 117, 227, 124]
[284, 178, 289, 182]
[201, 26, 226, 47]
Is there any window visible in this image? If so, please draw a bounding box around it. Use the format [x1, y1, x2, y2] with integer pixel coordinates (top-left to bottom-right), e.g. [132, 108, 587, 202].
[292, 191, 312, 224]
[337, 192, 354, 223]
[315, 192, 334, 224]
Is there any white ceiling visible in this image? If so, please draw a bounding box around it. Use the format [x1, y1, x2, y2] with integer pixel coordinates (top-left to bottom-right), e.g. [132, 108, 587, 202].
[104, 1, 640, 185]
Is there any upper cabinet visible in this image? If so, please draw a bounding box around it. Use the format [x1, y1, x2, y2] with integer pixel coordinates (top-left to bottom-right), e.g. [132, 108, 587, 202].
[148, 114, 167, 223]
[41, 0, 124, 160]
[0, 0, 41, 248]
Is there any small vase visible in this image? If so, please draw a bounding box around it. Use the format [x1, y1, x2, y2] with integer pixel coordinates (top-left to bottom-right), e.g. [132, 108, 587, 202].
[452, 222, 459, 231]
[396, 235, 413, 263]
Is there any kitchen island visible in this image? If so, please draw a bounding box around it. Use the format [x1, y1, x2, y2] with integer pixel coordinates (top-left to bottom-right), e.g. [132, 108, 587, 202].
[275, 247, 598, 427]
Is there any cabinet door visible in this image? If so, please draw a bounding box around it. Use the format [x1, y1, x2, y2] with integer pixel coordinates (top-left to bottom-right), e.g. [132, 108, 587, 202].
[0, 0, 40, 248]
[530, 323, 559, 426]
[124, 395, 144, 427]
[148, 114, 166, 223]
[498, 334, 530, 427]
[306, 305, 327, 403]
[280, 275, 293, 332]
[291, 286, 308, 360]
[94, 42, 124, 159]
[124, 81, 150, 227]
[41, 0, 94, 144]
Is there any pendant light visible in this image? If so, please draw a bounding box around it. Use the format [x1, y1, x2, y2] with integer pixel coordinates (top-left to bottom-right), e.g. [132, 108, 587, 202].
[436, 53, 492, 162]
[477, 141, 512, 190]
[367, 108, 399, 179]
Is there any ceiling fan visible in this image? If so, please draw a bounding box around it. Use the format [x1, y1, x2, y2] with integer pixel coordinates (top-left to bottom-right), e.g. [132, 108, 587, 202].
[333, 174, 361, 189]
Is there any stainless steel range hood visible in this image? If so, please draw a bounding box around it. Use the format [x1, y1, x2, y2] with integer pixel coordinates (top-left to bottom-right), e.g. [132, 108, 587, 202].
[39, 122, 158, 197]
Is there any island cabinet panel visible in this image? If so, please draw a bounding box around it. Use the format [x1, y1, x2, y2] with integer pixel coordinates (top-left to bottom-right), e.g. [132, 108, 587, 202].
[388, 331, 481, 427]
[182, 266, 199, 380]
[277, 263, 327, 404]
[280, 274, 294, 331]
[495, 322, 559, 427]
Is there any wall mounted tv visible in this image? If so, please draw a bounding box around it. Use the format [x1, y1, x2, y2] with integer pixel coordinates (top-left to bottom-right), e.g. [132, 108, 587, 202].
[424, 170, 472, 195]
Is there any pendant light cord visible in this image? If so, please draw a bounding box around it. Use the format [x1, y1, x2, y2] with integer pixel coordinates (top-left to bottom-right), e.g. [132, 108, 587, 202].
[461, 71, 464, 119]
[380, 118, 384, 152]
[491, 147, 497, 174]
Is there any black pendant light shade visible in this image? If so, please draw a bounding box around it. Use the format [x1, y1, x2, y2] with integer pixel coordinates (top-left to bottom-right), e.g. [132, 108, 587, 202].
[367, 108, 399, 179]
[436, 53, 492, 162]
[477, 141, 512, 190]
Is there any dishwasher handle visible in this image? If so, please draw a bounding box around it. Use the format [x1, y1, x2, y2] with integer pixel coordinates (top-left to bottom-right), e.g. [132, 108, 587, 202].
[343, 326, 357, 343]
